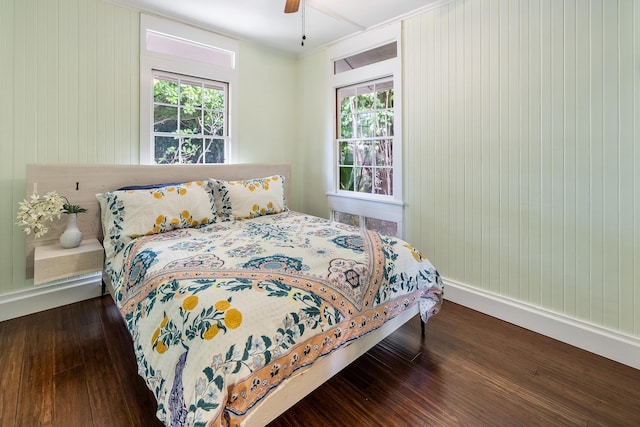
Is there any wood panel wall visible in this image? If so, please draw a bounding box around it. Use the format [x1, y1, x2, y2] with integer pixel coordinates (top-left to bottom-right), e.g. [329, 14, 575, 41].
[0, 0, 139, 293]
[403, 0, 639, 336]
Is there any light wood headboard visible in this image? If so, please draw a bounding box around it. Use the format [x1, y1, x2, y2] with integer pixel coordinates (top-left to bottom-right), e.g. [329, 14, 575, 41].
[25, 163, 291, 279]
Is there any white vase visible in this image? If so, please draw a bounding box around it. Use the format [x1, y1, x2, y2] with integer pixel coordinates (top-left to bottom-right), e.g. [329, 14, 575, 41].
[59, 213, 83, 249]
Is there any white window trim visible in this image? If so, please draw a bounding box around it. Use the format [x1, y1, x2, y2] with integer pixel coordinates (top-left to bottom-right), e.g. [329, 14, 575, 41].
[139, 14, 239, 164]
[326, 23, 404, 236]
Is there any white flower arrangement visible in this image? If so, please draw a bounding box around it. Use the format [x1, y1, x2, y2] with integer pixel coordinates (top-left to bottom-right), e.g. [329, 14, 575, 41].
[16, 191, 87, 238]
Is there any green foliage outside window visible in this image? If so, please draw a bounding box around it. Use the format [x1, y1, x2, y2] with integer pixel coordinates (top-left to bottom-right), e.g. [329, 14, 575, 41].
[153, 74, 227, 164]
[338, 81, 394, 195]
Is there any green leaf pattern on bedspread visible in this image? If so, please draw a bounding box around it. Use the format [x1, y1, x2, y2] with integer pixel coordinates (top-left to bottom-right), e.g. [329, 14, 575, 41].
[106, 211, 443, 426]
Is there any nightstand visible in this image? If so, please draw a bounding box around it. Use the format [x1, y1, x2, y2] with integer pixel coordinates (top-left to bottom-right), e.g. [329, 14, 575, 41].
[34, 238, 104, 286]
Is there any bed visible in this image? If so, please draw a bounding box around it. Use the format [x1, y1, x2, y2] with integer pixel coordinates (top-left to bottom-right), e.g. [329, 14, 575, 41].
[25, 163, 443, 427]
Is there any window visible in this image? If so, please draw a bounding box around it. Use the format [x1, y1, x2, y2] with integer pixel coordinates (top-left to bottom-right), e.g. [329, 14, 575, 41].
[327, 23, 403, 237]
[140, 14, 239, 164]
[153, 71, 228, 164]
[334, 42, 397, 74]
[337, 78, 394, 195]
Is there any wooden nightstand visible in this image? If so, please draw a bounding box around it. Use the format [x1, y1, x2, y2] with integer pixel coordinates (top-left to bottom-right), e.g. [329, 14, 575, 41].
[34, 238, 104, 286]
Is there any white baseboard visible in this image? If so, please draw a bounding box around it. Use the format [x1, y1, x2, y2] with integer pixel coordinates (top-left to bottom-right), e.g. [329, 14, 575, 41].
[0, 275, 103, 322]
[443, 277, 640, 371]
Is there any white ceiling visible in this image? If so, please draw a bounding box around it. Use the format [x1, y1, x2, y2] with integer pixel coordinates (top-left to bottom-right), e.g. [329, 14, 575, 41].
[112, 0, 441, 56]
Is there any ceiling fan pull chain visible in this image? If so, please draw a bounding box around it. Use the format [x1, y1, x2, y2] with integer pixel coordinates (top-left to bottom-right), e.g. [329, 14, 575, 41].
[301, 0, 306, 46]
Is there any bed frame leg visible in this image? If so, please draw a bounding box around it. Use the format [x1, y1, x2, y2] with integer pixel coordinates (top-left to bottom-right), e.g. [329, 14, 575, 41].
[420, 319, 425, 337]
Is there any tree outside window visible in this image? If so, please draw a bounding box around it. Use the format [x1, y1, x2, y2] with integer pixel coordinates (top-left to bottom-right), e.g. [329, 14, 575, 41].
[337, 78, 394, 196]
[153, 71, 228, 164]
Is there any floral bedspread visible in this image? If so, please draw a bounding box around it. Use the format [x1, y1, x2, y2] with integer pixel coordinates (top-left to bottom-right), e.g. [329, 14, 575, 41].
[106, 211, 443, 426]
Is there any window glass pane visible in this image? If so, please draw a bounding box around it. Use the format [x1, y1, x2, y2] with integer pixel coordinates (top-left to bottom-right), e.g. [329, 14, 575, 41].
[154, 77, 178, 104]
[354, 167, 373, 193]
[374, 168, 393, 195]
[180, 107, 202, 133]
[352, 142, 364, 166]
[375, 140, 393, 167]
[339, 167, 354, 191]
[333, 211, 360, 227]
[203, 85, 224, 107]
[204, 111, 224, 136]
[338, 90, 356, 139]
[357, 112, 375, 138]
[360, 142, 373, 166]
[180, 81, 202, 107]
[205, 139, 225, 163]
[339, 91, 354, 110]
[340, 141, 354, 166]
[365, 217, 397, 236]
[376, 81, 394, 98]
[155, 136, 179, 164]
[181, 138, 203, 164]
[340, 114, 354, 139]
[333, 42, 397, 74]
[378, 109, 394, 136]
[355, 86, 375, 111]
[146, 30, 235, 69]
[154, 105, 178, 132]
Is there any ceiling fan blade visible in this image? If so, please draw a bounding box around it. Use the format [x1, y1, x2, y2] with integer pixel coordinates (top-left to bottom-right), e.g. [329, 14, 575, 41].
[284, 0, 300, 13]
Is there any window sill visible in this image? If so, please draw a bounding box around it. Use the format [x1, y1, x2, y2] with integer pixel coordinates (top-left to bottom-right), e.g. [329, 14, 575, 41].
[326, 191, 404, 206]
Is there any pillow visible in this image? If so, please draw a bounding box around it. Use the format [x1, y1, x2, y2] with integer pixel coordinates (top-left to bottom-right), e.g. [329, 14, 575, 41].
[209, 175, 287, 220]
[117, 182, 182, 191]
[97, 180, 216, 258]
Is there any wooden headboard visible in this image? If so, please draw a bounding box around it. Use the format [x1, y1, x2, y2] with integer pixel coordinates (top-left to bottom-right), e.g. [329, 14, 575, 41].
[24, 163, 291, 279]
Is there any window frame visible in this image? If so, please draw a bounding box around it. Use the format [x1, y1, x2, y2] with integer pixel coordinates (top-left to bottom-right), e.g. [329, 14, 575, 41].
[151, 70, 229, 164]
[140, 14, 239, 164]
[336, 76, 395, 197]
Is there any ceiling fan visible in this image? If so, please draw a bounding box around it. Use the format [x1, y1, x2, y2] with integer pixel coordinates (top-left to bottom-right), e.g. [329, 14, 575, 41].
[284, 0, 300, 13]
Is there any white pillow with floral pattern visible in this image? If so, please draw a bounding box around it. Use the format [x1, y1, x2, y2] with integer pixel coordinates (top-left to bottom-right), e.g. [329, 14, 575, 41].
[209, 175, 287, 221]
[96, 181, 216, 258]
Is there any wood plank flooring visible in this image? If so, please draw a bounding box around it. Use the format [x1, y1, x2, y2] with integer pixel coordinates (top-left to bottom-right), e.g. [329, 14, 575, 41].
[1, 297, 638, 426]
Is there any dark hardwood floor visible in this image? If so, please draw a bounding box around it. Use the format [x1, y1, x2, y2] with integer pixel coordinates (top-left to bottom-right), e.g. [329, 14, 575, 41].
[1, 297, 638, 427]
